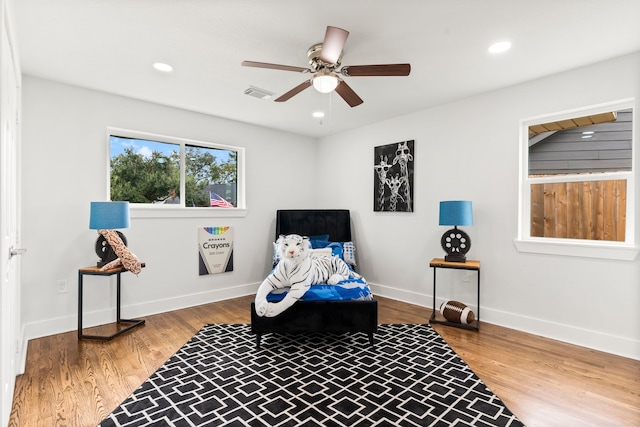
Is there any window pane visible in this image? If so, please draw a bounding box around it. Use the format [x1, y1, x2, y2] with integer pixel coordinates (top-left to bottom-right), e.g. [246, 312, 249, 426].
[184, 144, 237, 208]
[525, 107, 632, 244]
[530, 179, 627, 242]
[528, 109, 632, 177]
[110, 136, 180, 204]
[109, 130, 242, 209]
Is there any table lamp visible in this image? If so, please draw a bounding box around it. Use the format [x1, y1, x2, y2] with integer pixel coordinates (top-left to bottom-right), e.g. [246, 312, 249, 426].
[89, 201, 130, 267]
[439, 200, 473, 263]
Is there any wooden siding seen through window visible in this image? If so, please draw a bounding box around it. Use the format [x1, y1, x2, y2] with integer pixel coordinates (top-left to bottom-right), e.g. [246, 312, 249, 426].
[530, 180, 626, 241]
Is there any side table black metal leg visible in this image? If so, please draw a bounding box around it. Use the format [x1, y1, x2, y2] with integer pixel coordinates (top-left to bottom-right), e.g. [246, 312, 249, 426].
[477, 267, 481, 326]
[116, 269, 146, 336]
[78, 271, 83, 340]
[430, 267, 437, 323]
[116, 272, 121, 322]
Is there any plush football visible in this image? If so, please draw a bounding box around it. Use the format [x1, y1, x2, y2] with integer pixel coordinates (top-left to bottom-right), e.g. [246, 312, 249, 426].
[439, 300, 475, 325]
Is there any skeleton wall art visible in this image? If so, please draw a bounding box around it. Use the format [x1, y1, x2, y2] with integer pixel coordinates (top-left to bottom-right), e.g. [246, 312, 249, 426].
[373, 140, 414, 212]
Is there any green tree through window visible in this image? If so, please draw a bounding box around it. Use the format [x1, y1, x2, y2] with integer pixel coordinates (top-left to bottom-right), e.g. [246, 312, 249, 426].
[185, 145, 237, 207]
[110, 146, 180, 203]
[109, 130, 239, 208]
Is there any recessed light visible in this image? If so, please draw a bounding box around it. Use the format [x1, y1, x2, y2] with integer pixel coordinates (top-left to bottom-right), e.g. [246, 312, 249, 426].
[582, 131, 594, 139]
[488, 41, 511, 54]
[152, 62, 174, 72]
[312, 111, 325, 118]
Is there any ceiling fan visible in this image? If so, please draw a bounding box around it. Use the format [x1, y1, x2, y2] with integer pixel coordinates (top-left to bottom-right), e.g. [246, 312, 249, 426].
[241, 26, 411, 107]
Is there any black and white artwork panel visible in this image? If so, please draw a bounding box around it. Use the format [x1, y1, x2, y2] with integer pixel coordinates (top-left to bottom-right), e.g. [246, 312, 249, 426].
[374, 140, 414, 212]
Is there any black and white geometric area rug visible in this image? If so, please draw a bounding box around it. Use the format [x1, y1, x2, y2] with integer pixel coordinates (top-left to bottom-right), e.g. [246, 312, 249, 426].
[99, 324, 524, 427]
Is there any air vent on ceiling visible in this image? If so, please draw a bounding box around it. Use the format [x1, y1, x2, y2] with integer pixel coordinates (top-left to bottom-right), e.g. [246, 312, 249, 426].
[244, 86, 275, 100]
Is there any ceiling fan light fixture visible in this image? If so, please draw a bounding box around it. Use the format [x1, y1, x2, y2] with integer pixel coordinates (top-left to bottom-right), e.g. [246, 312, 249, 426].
[312, 72, 339, 93]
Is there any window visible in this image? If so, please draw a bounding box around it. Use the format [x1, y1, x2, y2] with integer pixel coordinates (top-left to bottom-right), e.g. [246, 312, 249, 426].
[108, 128, 244, 211]
[516, 99, 637, 260]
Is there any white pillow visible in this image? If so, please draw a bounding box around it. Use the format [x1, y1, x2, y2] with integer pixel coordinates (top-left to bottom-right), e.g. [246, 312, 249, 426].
[343, 241, 357, 266]
[310, 248, 333, 258]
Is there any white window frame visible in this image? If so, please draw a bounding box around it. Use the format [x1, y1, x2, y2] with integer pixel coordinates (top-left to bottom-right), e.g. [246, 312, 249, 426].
[515, 99, 638, 261]
[106, 127, 246, 219]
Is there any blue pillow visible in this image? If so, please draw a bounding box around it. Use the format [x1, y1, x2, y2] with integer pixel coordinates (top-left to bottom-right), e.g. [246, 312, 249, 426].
[311, 240, 329, 249]
[326, 242, 344, 259]
[308, 234, 330, 249]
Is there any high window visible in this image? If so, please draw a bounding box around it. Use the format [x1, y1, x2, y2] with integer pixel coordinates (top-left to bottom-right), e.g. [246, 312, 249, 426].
[516, 99, 637, 260]
[108, 128, 244, 210]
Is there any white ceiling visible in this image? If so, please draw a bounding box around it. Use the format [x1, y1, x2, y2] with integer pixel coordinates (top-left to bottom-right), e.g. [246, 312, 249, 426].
[13, 0, 640, 138]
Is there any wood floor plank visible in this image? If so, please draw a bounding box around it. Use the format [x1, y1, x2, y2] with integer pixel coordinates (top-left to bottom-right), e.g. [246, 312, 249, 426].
[8, 295, 640, 426]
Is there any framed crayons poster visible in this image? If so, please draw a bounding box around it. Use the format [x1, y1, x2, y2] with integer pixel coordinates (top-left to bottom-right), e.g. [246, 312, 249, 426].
[198, 226, 234, 275]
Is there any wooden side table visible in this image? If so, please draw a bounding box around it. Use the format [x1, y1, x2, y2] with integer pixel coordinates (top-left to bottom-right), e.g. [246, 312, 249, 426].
[78, 263, 146, 340]
[429, 258, 480, 330]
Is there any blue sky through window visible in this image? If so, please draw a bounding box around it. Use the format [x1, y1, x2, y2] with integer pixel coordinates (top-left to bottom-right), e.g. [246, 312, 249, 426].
[110, 136, 232, 162]
[110, 136, 178, 159]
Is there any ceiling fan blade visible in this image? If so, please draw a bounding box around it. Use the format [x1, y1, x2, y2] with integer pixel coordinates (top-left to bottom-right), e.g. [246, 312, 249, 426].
[319, 26, 349, 65]
[340, 63, 411, 77]
[334, 79, 363, 107]
[241, 60, 310, 73]
[274, 80, 312, 102]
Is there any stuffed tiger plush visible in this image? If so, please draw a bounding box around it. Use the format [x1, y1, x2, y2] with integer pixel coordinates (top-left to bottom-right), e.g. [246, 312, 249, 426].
[254, 234, 361, 317]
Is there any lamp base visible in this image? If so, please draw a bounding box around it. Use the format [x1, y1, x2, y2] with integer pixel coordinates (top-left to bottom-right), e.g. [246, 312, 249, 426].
[441, 226, 471, 264]
[444, 253, 467, 263]
[95, 231, 127, 267]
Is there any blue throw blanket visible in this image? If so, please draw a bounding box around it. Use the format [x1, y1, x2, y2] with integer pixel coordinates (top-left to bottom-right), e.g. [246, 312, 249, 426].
[266, 277, 373, 302]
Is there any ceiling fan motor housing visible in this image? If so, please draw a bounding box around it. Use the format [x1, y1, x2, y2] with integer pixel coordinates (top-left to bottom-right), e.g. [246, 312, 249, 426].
[307, 42, 342, 71]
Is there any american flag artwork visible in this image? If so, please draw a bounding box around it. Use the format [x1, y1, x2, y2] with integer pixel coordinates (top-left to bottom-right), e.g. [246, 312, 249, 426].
[210, 192, 233, 208]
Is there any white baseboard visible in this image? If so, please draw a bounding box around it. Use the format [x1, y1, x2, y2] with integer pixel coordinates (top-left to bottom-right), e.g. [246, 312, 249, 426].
[369, 282, 639, 361]
[483, 306, 640, 361]
[17, 324, 28, 376]
[369, 282, 433, 308]
[19, 282, 261, 371]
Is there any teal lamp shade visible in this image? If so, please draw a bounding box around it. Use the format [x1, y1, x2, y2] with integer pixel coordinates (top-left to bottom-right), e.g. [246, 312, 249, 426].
[89, 201, 130, 230]
[89, 201, 130, 267]
[439, 201, 473, 226]
[439, 201, 473, 263]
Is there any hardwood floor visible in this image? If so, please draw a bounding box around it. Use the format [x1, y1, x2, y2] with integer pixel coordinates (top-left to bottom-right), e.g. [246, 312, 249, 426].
[9, 295, 640, 427]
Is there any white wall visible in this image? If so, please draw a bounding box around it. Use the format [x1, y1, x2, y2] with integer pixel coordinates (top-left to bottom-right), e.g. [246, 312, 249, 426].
[20, 76, 317, 341]
[316, 53, 640, 360]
